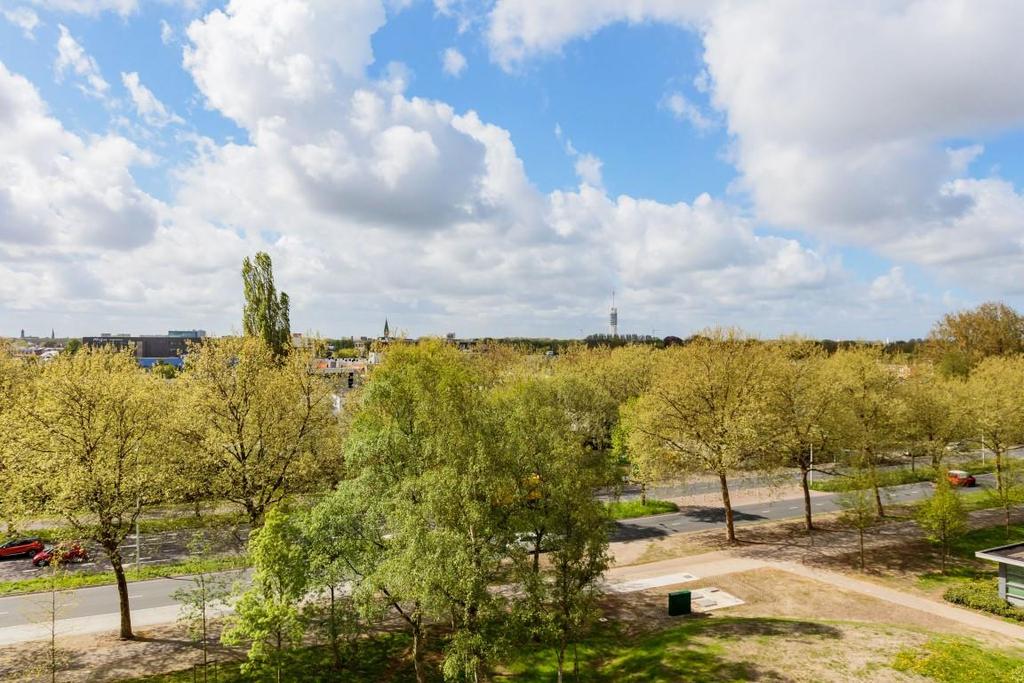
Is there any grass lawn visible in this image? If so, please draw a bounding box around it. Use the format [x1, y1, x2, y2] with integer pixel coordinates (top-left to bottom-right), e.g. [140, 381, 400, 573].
[604, 498, 679, 520]
[810, 459, 994, 493]
[0, 555, 248, 596]
[117, 616, 1024, 683]
[893, 637, 1024, 683]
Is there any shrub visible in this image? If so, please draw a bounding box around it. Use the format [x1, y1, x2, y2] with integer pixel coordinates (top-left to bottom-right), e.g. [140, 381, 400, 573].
[604, 499, 678, 520]
[943, 579, 1024, 622]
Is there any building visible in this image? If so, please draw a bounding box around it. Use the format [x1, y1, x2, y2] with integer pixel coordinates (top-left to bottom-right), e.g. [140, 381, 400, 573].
[976, 543, 1024, 606]
[82, 330, 204, 368]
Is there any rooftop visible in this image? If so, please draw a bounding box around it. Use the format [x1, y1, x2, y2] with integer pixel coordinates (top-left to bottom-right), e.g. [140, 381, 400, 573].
[976, 542, 1024, 567]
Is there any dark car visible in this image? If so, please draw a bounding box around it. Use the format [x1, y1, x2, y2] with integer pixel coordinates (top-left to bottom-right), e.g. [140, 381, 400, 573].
[32, 543, 88, 567]
[0, 538, 45, 559]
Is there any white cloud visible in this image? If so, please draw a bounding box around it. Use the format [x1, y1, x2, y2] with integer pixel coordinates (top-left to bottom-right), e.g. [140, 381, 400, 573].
[0, 61, 160, 251]
[660, 91, 714, 131]
[869, 267, 912, 302]
[29, 0, 137, 16]
[486, 0, 708, 70]
[121, 72, 184, 127]
[54, 24, 109, 98]
[573, 153, 602, 188]
[483, 0, 1024, 304]
[442, 47, 467, 77]
[3, 7, 40, 38]
[160, 19, 174, 44]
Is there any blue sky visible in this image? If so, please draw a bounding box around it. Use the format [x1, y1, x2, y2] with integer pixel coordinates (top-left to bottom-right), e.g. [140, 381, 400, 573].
[1, 1, 1023, 340]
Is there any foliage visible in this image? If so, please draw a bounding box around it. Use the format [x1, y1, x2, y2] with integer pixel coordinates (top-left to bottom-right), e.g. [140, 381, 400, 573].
[926, 301, 1024, 376]
[892, 637, 1024, 683]
[173, 337, 341, 526]
[172, 532, 233, 671]
[826, 346, 903, 518]
[916, 479, 968, 572]
[241, 251, 291, 356]
[8, 347, 169, 639]
[222, 507, 308, 682]
[626, 329, 785, 543]
[942, 580, 1024, 623]
[603, 498, 678, 520]
[836, 480, 878, 571]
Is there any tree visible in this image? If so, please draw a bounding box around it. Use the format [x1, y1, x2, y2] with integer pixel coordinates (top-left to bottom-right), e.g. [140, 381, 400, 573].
[770, 341, 835, 532]
[927, 301, 1024, 375]
[242, 251, 291, 356]
[836, 482, 878, 572]
[62, 339, 81, 355]
[827, 347, 902, 518]
[898, 364, 965, 472]
[0, 344, 34, 530]
[965, 356, 1024, 532]
[222, 506, 308, 682]
[627, 330, 784, 543]
[172, 532, 233, 678]
[175, 337, 340, 526]
[916, 479, 968, 572]
[11, 347, 167, 639]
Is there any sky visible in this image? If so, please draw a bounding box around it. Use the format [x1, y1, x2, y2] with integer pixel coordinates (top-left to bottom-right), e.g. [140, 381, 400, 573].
[1, 1, 1023, 340]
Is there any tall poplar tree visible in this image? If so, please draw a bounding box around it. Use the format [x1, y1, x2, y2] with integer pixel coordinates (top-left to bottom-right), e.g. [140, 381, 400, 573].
[242, 252, 291, 356]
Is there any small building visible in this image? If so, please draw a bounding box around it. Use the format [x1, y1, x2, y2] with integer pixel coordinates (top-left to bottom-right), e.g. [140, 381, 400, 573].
[83, 330, 203, 368]
[976, 543, 1024, 606]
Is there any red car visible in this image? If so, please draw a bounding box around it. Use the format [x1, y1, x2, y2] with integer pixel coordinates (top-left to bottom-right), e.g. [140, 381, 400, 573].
[32, 543, 88, 567]
[0, 538, 45, 559]
[947, 470, 977, 487]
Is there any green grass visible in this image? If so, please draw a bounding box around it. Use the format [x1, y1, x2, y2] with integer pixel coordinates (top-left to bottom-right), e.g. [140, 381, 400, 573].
[892, 637, 1024, 682]
[949, 521, 1024, 558]
[0, 555, 249, 596]
[810, 460, 995, 493]
[604, 498, 679, 520]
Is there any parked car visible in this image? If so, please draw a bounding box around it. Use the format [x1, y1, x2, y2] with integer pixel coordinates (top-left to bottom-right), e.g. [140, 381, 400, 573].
[0, 538, 45, 559]
[947, 470, 977, 487]
[32, 543, 88, 567]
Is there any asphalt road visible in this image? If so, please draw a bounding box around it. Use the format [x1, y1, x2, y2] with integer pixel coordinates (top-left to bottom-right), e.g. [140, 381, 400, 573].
[612, 473, 996, 542]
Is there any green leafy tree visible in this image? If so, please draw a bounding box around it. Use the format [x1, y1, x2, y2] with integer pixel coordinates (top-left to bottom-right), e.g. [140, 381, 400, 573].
[172, 532, 233, 677]
[62, 339, 81, 355]
[242, 251, 291, 356]
[836, 481, 878, 572]
[222, 506, 308, 682]
[175, 337, 341, 526]
[626, 330, 784, 543]
[827, 347, 902, 518]
[916, 480, 968, 572]
[966, 356, 1024, 533]
[11, 347, 167, 639]
[899, 363, 965, 471]
[770, 341, 835, 532]
[927, 301, 1024, 376]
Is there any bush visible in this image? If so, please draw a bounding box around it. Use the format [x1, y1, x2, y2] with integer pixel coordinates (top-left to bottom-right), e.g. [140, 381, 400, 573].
[943, 579, 1024, 622]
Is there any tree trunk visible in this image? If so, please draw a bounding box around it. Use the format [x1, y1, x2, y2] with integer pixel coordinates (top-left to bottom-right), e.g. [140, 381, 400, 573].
[532, 534, 542, 575]
[110, 551, 134, 640]
[858, 528, 865, 572]
[800, 464, 814, 532]
[719, 473, 736, 543]
[556, 640, 565, 683]
[640, 481, 647, 507]
[412, 622, 425, 683]
[941, 542, 947, 573]
[329, 585, 342, 670]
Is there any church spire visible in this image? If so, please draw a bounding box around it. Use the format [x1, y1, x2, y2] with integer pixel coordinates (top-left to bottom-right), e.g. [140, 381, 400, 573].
[383, 318, 390, 339]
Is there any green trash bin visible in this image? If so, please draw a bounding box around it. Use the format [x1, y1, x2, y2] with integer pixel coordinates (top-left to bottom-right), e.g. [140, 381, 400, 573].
[668, 590, 691, 616]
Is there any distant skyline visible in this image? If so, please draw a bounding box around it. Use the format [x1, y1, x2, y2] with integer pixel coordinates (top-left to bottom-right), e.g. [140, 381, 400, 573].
[2, 1, 1023, 339]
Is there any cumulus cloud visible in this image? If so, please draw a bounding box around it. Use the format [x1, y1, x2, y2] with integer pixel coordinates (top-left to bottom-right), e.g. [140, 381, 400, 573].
[160, 19, 174, 44]
[0, 62, 160, 250]
[442, 47, 467, 77]
[54, 24, 109, 98]
[121, 72, 184, 127]
[482, 0, 1024, 304]
[3, 7, 40, 38]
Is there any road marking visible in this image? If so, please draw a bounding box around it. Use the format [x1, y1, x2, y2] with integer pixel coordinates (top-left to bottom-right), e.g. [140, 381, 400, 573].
[787, 506, 799, 510]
